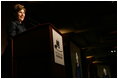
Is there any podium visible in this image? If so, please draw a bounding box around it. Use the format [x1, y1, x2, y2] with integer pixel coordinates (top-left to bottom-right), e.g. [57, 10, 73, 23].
[9, 23, 66, 78]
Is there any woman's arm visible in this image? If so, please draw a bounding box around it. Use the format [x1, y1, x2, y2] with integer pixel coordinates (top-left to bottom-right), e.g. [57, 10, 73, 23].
[8, 21, 17, 37]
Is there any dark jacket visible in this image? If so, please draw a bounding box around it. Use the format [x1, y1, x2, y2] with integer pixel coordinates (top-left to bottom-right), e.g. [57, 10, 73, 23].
[8, 20, 26, 37]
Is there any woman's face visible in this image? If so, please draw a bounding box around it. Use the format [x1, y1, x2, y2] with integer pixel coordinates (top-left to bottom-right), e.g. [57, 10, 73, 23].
[17, 9, 25, 22]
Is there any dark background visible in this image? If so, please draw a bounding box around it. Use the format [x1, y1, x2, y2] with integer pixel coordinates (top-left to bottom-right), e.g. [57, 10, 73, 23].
[1, 1, 117, 77]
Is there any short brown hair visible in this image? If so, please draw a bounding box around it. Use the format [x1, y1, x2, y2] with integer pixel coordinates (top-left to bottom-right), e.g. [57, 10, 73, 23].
[14, 4, 26, 13]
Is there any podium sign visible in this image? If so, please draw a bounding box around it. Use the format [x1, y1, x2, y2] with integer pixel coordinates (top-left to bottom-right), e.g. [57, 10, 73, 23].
[52, 29, 64, 65]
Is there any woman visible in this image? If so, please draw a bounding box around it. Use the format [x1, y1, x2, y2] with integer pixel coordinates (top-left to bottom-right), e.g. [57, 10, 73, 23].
[8, 4, 26, 37]
[1, 4, 26, 78]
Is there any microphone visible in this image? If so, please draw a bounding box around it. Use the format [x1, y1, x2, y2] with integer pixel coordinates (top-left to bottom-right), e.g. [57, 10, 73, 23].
[28, 17, 40, 25]
[25, 17, 41, 29]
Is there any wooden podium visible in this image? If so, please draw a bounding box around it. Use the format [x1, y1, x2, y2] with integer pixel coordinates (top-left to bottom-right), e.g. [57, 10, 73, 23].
[9, 23, 66, 78]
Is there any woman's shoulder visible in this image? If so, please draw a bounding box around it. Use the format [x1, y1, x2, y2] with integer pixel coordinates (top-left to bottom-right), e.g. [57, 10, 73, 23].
[7, 21, 17, 30]
[8, 21, 18, 29]
[11, 21, 17, 25]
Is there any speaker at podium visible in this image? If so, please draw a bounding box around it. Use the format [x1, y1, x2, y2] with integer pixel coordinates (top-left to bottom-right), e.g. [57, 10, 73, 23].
[7, 23, 66, 78]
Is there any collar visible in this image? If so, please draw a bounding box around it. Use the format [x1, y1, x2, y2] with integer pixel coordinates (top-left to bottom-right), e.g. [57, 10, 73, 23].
[15, 20, 22, 25]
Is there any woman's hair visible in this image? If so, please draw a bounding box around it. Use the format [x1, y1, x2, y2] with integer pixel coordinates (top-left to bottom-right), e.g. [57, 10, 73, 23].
[14, 4, 26, 13]
[13, 4, 26, 20]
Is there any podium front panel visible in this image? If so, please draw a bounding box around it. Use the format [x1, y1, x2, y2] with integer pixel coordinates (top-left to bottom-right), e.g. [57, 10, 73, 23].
[11, 24, 66, 78]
